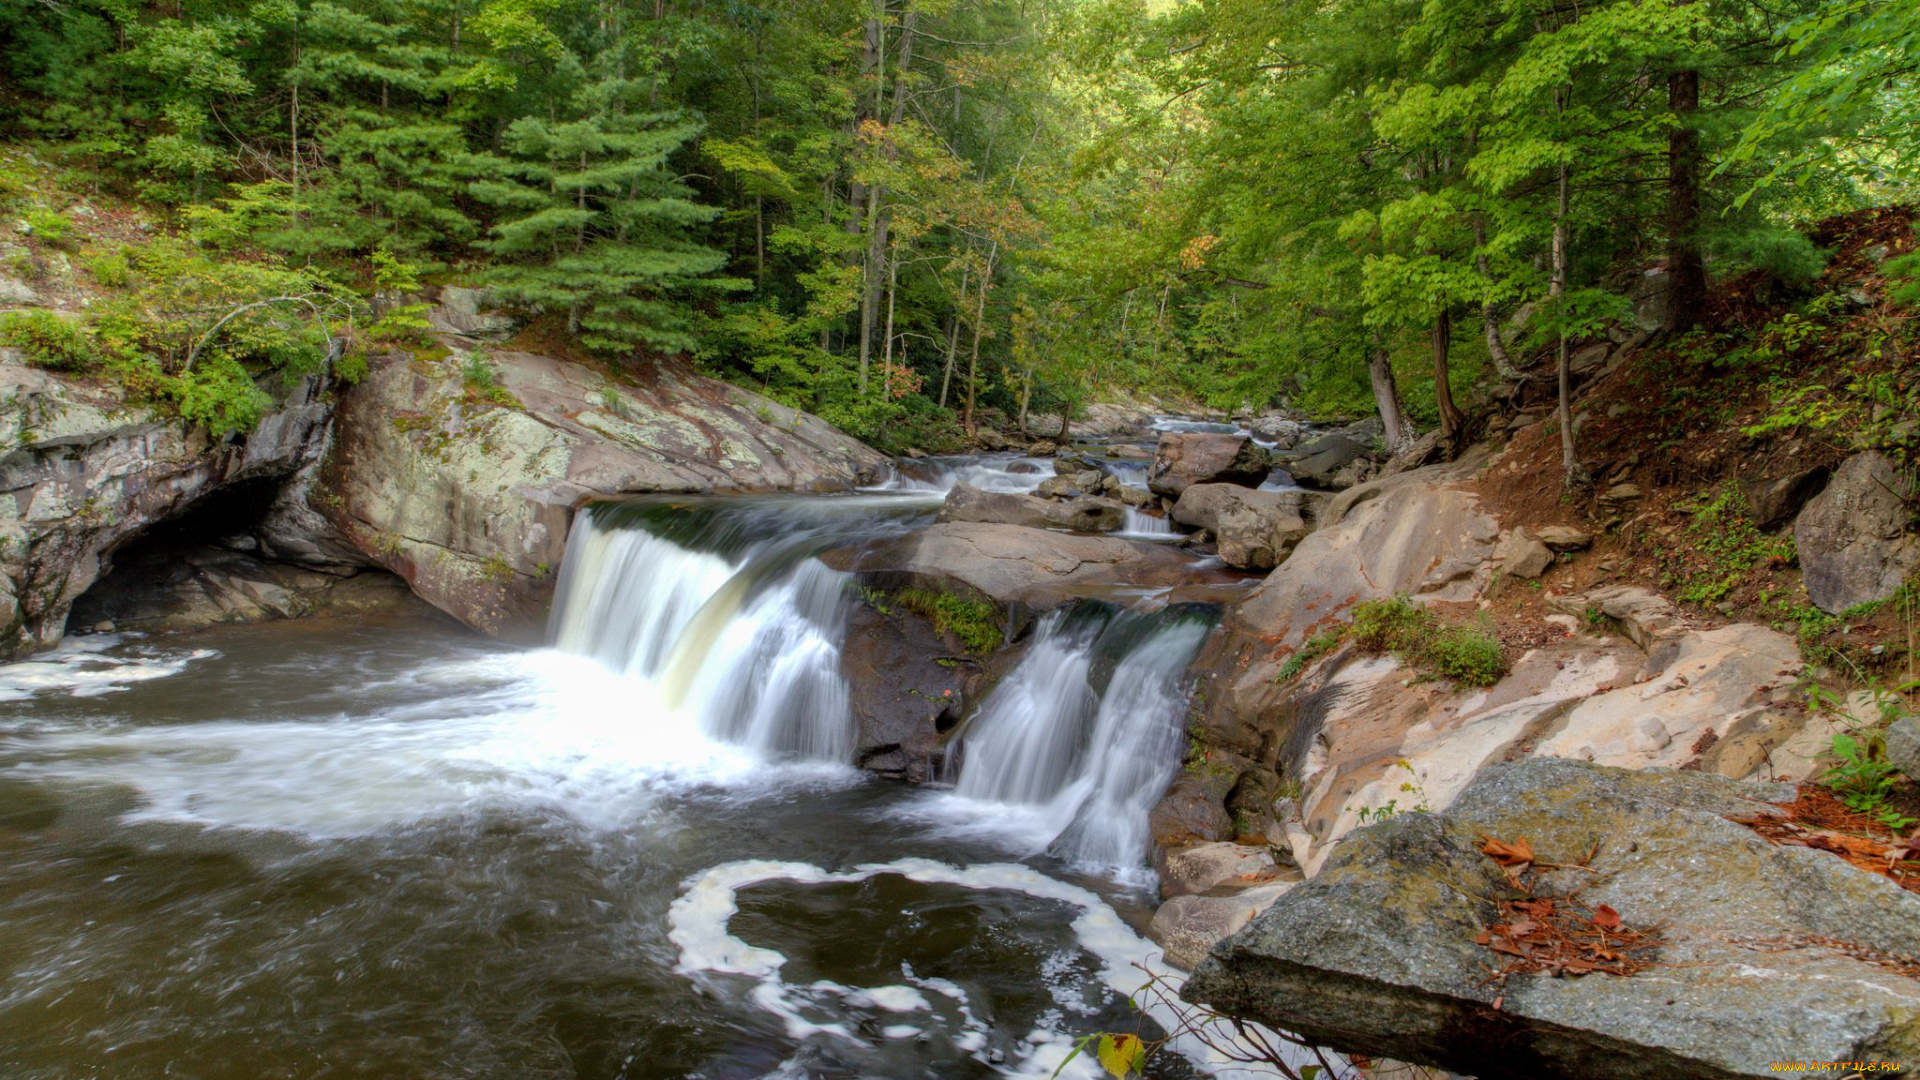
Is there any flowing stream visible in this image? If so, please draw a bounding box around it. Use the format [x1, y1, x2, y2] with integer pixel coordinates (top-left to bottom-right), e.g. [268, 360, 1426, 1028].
[0, 472, 1259, 1080]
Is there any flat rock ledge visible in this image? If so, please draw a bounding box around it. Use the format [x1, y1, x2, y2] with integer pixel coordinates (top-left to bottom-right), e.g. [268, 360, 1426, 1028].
[1183, 757, 1920, 1080]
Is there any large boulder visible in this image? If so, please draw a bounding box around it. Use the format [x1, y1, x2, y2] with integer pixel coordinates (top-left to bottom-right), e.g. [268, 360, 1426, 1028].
[821, 521, 1221, 615]
[840, 599, 969, 782]
[426, 285, 522, 342]
[0, 360, 334, 657]
[1171, 484, 1310, 570]
[1147, 433, 1271, 498]
[1185, 758, 1920, 1079]
[1794, 451, 1920, 614]
[940, 482, 1124, 533]
[1225, 459, 1499, 649]
[322, 347, 886, 639]
[1282, 434, 1374, 490]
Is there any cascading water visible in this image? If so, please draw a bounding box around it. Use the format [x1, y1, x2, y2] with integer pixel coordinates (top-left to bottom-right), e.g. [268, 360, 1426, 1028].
[945, 603, 1215, 870]
[547, 495, 935, 763]
[864, 452, 1056, 494]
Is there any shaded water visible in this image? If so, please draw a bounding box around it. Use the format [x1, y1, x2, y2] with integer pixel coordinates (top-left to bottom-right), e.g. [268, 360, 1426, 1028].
[0, 486, 1251, 1080]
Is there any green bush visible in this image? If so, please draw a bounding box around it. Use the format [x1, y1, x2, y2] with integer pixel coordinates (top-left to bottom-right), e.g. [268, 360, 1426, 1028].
[1350, 595, 1508, 688]
[23, 208, 76, 249]
[896, 587, 1003, 654]
[83, 249, 132, 288]
[168, 356, 273, 437]
[0, 310, 99, 371]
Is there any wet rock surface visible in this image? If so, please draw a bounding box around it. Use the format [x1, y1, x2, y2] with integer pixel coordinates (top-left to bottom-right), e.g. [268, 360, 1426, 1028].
[1170, 484, 1310, 570]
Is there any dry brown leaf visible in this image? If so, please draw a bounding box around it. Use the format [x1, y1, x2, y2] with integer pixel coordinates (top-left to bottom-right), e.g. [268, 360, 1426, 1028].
[1592, 904, 1623, 932]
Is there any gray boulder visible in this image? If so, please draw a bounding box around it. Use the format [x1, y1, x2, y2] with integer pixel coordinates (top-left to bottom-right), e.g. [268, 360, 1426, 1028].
[1150, 882, 1295, 972]
[1249, 416, 1308, 450]
[1283, 434, 1374, 490]
[427, 285, 522, 341]
[1159, 841, 1282, 899]
[1184, 758, 1920, 1080]
[1794, 451, 1920, 614]
[1171, 484, 1310, 570]
[939, 482, 1124, 533]
[1741, 462, 1829, 531]
[1496, 527, 1554, 579]
[1147, 433, 1272, 498]
[1886, 715, 1920, 780]
[822, 521, 1223, 614]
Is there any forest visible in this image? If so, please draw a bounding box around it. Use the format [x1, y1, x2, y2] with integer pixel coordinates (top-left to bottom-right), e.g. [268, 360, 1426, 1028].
[0, 0, 1915, 452]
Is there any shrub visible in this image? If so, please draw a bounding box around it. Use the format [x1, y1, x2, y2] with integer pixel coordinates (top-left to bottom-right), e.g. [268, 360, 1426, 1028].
[83, 249, 131, 288]
[0, 310, 99, 371]
[168, 356, 272, 437]
[23, 208, 76, 249]
[1350, 595, 1508, 688]
[896, 587, 1003, 654]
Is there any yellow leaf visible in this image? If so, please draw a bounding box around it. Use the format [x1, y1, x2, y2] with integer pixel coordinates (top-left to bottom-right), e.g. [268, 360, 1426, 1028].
[1096, 1033, 1145, 1078]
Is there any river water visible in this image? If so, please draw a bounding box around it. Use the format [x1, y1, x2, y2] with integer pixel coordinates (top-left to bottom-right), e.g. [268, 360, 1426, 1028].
[0, 457, 1266, 1080]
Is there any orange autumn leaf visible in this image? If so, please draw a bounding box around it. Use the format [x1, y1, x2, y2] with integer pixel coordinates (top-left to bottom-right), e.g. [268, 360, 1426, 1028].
[1479, 834, 1535, 869]
[1591, 904, 1623, 931]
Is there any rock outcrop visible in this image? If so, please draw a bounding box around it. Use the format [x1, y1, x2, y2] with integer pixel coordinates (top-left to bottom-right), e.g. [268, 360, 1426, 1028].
[321, 347, 887, 639]
[1185, 759, 1920, 1080]
[939, 482, 1125, 533]
[841, 599, 971, 782]
[0, 359, 335, 657]
[822, 521, 1228, 616]
[1147, 433, 1271, 498]
[1794, 451, 1920, 613]
[1170, 484, 1311, 570]
[1279, 434, 1374, 490]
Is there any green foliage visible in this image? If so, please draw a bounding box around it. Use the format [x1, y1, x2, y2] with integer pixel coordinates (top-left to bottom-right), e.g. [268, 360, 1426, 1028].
[1660, 483, 1795, 605]
[1278, 627, 1344, 682]
[82, 248, 130, 288]
[23, 208, 75, 248]
[1351, 596, 1509, 687]
[895, 588, 1002, 655]
[168, 355, 272, 437]
[0, 310, 98, 371]
[1807, 678, 1920, 829]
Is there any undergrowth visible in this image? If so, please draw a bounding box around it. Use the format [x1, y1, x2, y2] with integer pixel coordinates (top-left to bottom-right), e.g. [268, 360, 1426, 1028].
[894, 588, 1003, 655]
[1349, 596, 1508, 688]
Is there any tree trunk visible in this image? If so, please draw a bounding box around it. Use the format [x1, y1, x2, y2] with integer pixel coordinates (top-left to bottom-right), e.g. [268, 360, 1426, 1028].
[1666, 62, 1706, 330]
[1432, 306, 1465, 440]
[1472, 217, 1519, 379]
[1369, 345, 1415, 452]
[880, 243, 899, 394]
[857, 182, 884, 396]
[939, 265, 968, 408]
[1552, 152, 1585, 488]
[965, 243, 998, 435]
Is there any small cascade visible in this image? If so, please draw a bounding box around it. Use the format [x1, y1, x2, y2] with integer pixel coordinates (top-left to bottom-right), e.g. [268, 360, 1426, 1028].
[865, 453, 1055, 495]
[947, 603, 1214, 869]
[1119, 506, 1175, 538]
[548, 495, 935, 763]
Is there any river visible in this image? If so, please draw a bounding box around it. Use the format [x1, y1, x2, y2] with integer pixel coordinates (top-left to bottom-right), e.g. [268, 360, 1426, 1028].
[0, 455, 1264, 1079]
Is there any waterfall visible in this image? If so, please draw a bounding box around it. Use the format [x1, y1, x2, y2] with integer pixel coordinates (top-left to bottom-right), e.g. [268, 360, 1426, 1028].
[947, 604, 1214, 869]
[547, 496, 934, 763]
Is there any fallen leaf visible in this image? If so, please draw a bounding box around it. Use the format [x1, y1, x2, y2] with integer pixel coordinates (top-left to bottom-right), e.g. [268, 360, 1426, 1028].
[1096, 1033, 1145, 1078]
[1592, 905, 1623, 932]
[1505, 918, 1537, 937]
[1480, 835, 1535, 869]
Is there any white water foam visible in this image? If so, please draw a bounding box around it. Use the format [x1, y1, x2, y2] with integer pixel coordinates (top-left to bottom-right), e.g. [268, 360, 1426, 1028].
[1, 649, 859, 837]
[0, 634, 216, 705]
[670, 857, 1307, 1079]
